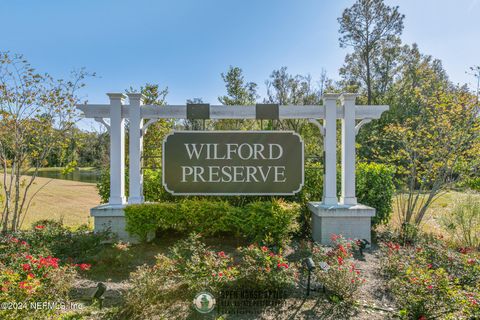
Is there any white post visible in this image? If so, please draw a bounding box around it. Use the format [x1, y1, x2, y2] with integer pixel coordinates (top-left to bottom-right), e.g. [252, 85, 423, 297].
[107, 93, 126, 206]
[127, 93, 144, 204]
[322, 93, 340, 205]
[340, 93, 358, 205]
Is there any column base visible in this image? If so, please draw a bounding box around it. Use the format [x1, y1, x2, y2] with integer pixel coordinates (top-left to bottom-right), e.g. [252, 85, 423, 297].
[308, 202, 375, 245]
[91, 204, 139, 243]
[127, 196, 144, 204]
[108, 196, 126, 207]
[340, 196, 357, 206]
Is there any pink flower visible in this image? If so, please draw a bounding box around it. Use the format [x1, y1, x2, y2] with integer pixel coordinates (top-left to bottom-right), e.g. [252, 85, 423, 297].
[427, 285, 433, 290]
[35, 225, 45, 230]
[261, 246, 268, 252]
[218, 251, 227, 258]
[277, 263, 289, 269]
[76, 263, 91, 271]
[218, 272, 223, 277]
[467, 259, 475, 265]
[338, 245, 347, 255]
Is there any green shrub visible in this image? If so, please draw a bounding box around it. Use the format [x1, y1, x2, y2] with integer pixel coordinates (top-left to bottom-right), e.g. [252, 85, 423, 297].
[98, 162, 392, 207]
[179, 199, 240, 235]
[97, 168, 111, 203]
[97, 168, 173, 203]
[169, 233, 238, 293]
[125, 202, 178, 241]
[356, 162, 395, 226]
[104, 162, 394, 237]
[379, 237, 480, 319]
[22, 220, 109, 262]
[121, 254, 183, 320]
[392, 267, 459, 319]
[0, 234, 86, 320]
[121, 234, 294, 319]
[231, 200, 300, 247]
[464, 177, 480, 192]
[124, 199, 300, 246]
[142, 169, 175, 202]
[236, 244, 295, 290]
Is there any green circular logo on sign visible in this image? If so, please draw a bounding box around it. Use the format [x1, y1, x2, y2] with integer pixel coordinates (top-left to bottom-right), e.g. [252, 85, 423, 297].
[193, 291, 215, 314]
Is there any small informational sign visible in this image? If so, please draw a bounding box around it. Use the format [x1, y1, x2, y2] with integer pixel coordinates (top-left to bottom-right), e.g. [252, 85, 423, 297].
[162, 131, 304, 195]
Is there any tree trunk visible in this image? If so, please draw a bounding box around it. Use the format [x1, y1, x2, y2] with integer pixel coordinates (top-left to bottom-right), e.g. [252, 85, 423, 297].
[366, 52, 372, 105]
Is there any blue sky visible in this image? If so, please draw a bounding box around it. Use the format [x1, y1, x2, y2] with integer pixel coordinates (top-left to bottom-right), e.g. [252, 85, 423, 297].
[1, 0, 479, 130]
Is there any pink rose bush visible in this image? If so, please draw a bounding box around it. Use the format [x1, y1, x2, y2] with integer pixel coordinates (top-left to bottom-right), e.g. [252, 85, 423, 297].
[379, 235, 480, 319]
[311, 234, 365, 303]
[0, 233, 93, 319]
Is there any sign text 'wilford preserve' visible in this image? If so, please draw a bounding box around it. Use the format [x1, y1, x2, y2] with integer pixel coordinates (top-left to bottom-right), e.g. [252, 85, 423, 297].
[162, 131, 304, 195]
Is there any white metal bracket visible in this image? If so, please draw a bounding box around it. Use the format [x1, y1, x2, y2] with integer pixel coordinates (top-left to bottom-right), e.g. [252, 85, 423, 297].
[355, 119, 372, 135]
[94, 117, 110, 132]
[141, 119, 161, 136]
[309, 119, 325, 136]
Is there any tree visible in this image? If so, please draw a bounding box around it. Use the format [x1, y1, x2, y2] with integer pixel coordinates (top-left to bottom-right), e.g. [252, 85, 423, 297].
[265, 67, 323, 132]
[386, 85, 479, 226]
[184, 98, 205, 130]
[357, 43, 449, 162]
[216, 66, 258, 130]
[467, 65, 480, 103]
[129, 84, 171, 170]
[264, 67, 327, 158]
[338, 0, 404, 104]
[0, 52, 91, 231]
[218, 66, 257, 106]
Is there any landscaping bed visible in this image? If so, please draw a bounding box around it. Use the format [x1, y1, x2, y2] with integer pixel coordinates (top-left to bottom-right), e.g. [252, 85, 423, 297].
[1, 219, 479, 319]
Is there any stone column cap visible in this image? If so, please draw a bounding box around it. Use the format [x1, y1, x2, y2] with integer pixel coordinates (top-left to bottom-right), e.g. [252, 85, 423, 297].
[307, 202, 375, 217]
[339, 93, 358, 103]
[322, 93, 341, 100]
[107, 93, 126, 100]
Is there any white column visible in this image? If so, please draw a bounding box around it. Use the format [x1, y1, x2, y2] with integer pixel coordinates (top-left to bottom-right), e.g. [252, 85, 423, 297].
[340, 93, 358, 205]
[322, 93, 340, 205]
[127, 93, 144, 204]
[107, 93, 126, 206]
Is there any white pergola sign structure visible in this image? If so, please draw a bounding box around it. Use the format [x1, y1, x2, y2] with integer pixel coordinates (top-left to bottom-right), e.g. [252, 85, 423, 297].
[77, 93, 388, 244]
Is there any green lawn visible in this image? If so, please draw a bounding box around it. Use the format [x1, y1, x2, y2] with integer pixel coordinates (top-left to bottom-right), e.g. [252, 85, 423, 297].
[1, 174, 99, 229]
[391, 190, 480, 235]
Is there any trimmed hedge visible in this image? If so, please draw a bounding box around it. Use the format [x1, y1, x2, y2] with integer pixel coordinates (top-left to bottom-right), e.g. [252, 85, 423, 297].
[125, 199, 300, 246]
[113, 162, 395, 244]
[356, 162, 395, 226]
